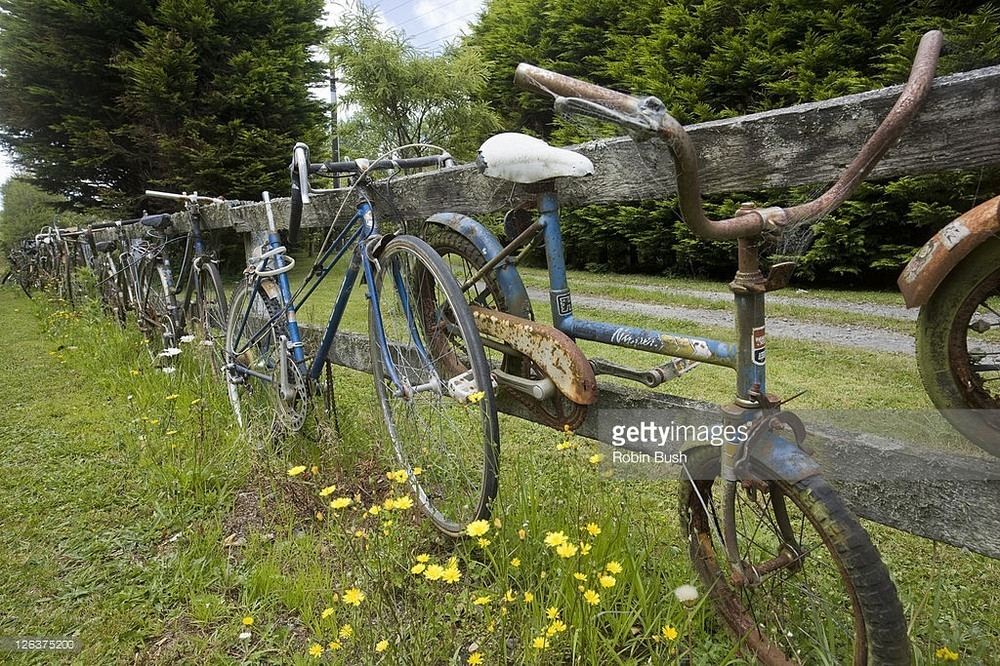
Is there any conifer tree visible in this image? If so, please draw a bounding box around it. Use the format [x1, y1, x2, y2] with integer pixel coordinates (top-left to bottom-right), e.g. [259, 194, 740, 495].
[0, 0, 328, 211]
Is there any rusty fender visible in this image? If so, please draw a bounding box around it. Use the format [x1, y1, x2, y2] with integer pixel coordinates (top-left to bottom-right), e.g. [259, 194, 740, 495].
[899, 195, 1000, 308]
[470, 305, 598, 406]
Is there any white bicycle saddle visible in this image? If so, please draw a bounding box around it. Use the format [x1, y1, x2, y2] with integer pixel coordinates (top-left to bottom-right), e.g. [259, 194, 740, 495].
[477, 132, 594, 184]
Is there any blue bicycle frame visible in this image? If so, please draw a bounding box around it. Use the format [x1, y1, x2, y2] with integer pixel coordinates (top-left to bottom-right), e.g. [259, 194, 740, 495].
[532, 189, 764, 404]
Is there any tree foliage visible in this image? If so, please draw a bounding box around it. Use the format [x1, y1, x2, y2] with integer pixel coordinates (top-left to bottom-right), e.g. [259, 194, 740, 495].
[467, 0, 1000, 284]
[0, 0, 329, 212]
[330, 4, 501, 160]
[0, 179, 64, 254]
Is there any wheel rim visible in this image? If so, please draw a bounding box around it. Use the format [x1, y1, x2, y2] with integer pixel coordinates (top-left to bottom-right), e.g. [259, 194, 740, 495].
[371, 241, 497, 536]
[949, 265, 1000, 410]
[682, 454, 867, 664]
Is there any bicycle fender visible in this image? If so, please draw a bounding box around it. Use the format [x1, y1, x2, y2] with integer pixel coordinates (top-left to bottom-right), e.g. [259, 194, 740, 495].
[749, 433, 822, 485]
[898, 194, 1000, 308]
[423, 213, 533, 318]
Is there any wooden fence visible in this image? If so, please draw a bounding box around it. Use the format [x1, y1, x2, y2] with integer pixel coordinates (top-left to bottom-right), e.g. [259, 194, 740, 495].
[169, 64, 1000, 558]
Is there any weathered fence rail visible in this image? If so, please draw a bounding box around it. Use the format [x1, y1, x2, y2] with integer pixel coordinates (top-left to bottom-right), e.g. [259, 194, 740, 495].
[191, 64, 1000, 231]
[172, 65, 1000, 558]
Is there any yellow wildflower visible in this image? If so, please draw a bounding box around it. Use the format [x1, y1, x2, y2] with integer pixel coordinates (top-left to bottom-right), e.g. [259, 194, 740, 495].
[339, 624, 353, 639]
[242, 616, 254, 626]
[935, 647, 959, 661]
[468, 652, 483, 665]
[477, 538, 491, 548]
[605, 561, 623, 574]
[472, 595, 492, 606]
[544, 531, 568, 548]
[546, 607, 560, 620]
[410, 563, 426, 575]
[308, 643, 323, 657]
[375, 639, 389, 652]
[442, 567, 462, 584]
[321, 607, 334, 619]
[343, 588, 365, 606]
[368, 505, 381, 516]
[532, 636, 549, 649]
[416, 554, 430, 563]
[510, 557, 521, 567]
[523, 591, 534, 603]
[503, 589, 515, 602]
[573, 572, 587, 581]
[584, 523, 601, 536]
[583, 589, 600, 605]
[661, 625, 678, 641]
[579, 542, 592, 555]
[387, 469, 408, 483]
[556, 542, 578, 558]
[599, 574, 616, 588]
[328, 640, 341, 650]
[589, 453, 603, 464]
[392, 495, 414, 510]
[165, 394, 179, 401]
[546, 620, 567, 636]
[329, 497, 352, 509]
[466, 519, 490, 537]
[287, 465, 307, 476]
[424, 564, 444, 581]
[319, 485, 337, 497]
[518, 529, 526, 540]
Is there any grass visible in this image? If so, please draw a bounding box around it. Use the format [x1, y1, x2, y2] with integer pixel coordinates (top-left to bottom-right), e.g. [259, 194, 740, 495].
[0, 278, 997, 664]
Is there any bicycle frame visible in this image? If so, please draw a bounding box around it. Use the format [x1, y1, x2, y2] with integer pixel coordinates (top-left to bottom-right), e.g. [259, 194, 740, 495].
[229, 194, 410, 399]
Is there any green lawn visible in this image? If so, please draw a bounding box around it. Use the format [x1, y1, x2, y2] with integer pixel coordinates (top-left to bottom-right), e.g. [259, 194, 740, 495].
[0, 285, 996, 664]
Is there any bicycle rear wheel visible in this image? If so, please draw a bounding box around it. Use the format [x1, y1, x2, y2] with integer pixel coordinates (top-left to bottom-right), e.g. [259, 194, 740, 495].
[137, 262, 179, 353]
[678, 445, 910, 665]
[192, 263, 228, 370]
[369, 235, 499, 537]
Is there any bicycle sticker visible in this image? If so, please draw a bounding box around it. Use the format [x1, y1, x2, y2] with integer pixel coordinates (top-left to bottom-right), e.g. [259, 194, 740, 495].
[556, 292, 573, 317]
[939, 220, 971, 250]
[752, 326, 766, 365]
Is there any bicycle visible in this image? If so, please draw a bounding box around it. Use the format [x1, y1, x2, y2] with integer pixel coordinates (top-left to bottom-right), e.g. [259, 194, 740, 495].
[85, 212, 182, 354]
[144, 190, 229, 366]
[223, 145, 499, 537]
[423, 28, 943, 666]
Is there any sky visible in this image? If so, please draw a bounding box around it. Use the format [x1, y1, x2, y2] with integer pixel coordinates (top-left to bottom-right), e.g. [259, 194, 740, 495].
[0, 0, 486, 198]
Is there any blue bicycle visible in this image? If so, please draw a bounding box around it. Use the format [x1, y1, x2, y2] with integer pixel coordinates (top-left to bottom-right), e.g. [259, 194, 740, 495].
[223, 144, 499, 536]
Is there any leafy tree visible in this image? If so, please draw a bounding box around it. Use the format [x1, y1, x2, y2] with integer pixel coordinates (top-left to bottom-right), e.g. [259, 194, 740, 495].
[0, 0, 329, 212]
[467, 0, 1000, 284]
[0, 178, 64, 254]
[330, 4, 501, 160]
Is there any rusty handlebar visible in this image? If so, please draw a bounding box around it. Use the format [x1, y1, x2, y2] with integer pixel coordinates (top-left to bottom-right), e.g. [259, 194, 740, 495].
[513, 29, 942, 241]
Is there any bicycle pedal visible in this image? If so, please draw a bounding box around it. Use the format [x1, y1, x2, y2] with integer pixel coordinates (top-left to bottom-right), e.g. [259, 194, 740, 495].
[447, 370, 497, 404]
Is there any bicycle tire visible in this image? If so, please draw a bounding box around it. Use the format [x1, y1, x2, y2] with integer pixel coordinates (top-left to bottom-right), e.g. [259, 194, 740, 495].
[138, 262, 179, 353]
[369, 235, 499, 537]
[678, 445, 910, 665]
[96, 253, 128, 327]
[916, 237, 1000, 457]
[192, 263, 229, 370]
[224, 278, 302, 437]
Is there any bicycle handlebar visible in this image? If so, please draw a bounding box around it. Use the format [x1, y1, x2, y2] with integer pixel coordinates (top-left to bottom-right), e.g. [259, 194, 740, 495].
[145, 190, 225, 204]
[514, 29, 943, 240]
[288, 144, 452, 248]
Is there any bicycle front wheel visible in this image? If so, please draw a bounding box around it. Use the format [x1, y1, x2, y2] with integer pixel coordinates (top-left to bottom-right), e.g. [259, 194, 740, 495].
[369, 235, 499, 537]
[678, 445, 910, 664]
